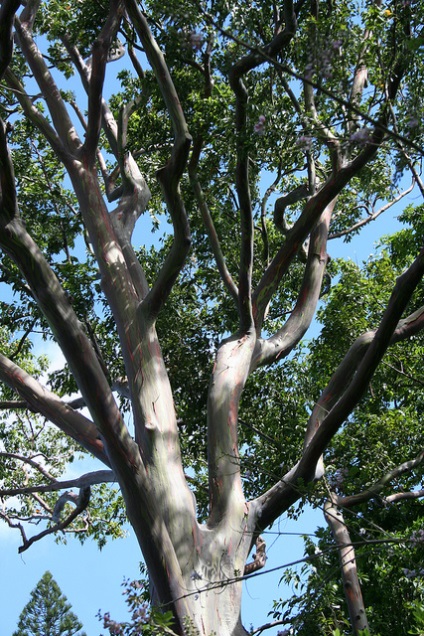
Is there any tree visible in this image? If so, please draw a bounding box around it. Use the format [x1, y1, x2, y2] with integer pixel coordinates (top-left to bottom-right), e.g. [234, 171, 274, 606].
[13, 571, 86, 636]
[0, 1, 424, 634]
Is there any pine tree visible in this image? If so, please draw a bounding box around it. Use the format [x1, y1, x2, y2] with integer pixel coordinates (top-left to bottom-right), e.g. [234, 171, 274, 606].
[13, 571, 86, 636]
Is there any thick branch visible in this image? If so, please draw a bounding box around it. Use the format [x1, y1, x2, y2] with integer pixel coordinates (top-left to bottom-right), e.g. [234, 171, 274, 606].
[208, 331, 256, 524]
[14, 16, 81, 153]
[0, 353, 108, 464]
[0, 215, 140, 473]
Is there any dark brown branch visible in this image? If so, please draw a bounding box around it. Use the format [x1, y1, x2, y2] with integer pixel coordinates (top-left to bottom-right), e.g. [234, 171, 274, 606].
[82, 0, 125, 163]
[18, 486, 91, 553]
[0, 114, 17, 221]
[229, 0, 297, 331]
[0, 0, 21, 81]
[337, 450, 424, 508]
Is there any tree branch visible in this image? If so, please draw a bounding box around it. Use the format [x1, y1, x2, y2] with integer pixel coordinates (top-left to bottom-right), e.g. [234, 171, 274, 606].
[229, 0, 298, 331]
[1, 451, 55, 482]
[0, 353, 109, 464]
[297, 250, 424, 477]
[337, 450, 424, 508]
[14, 15, 81, 153]
[18, 485, 91, 553]
[0, 0, 21, 81]
[4, 68, 67, 162]
[188, 140, 239, 303]
[329, 180, 415, 240]
[0, 469, 115, 497]
[82, 0, 125, 164]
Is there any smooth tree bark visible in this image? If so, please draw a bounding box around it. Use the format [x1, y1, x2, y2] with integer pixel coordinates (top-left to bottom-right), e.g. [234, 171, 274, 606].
[0, 1, 423, 634]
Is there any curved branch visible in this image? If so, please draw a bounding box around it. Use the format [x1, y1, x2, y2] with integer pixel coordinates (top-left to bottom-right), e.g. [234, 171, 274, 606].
[253, 93, 403, 328]
[18, 486, 91, 553]
[254, 199, 334, 367]
[329, 180, 415, 240]
[1, 451, 55, 482]
[337, 450, 424, 509]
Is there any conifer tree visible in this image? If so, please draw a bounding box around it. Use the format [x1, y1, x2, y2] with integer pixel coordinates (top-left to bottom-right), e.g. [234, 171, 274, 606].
[13, 571, 86, 636]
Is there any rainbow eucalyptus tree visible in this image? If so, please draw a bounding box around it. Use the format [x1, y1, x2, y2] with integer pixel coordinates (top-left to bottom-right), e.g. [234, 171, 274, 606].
[1, 0, 424, 634]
